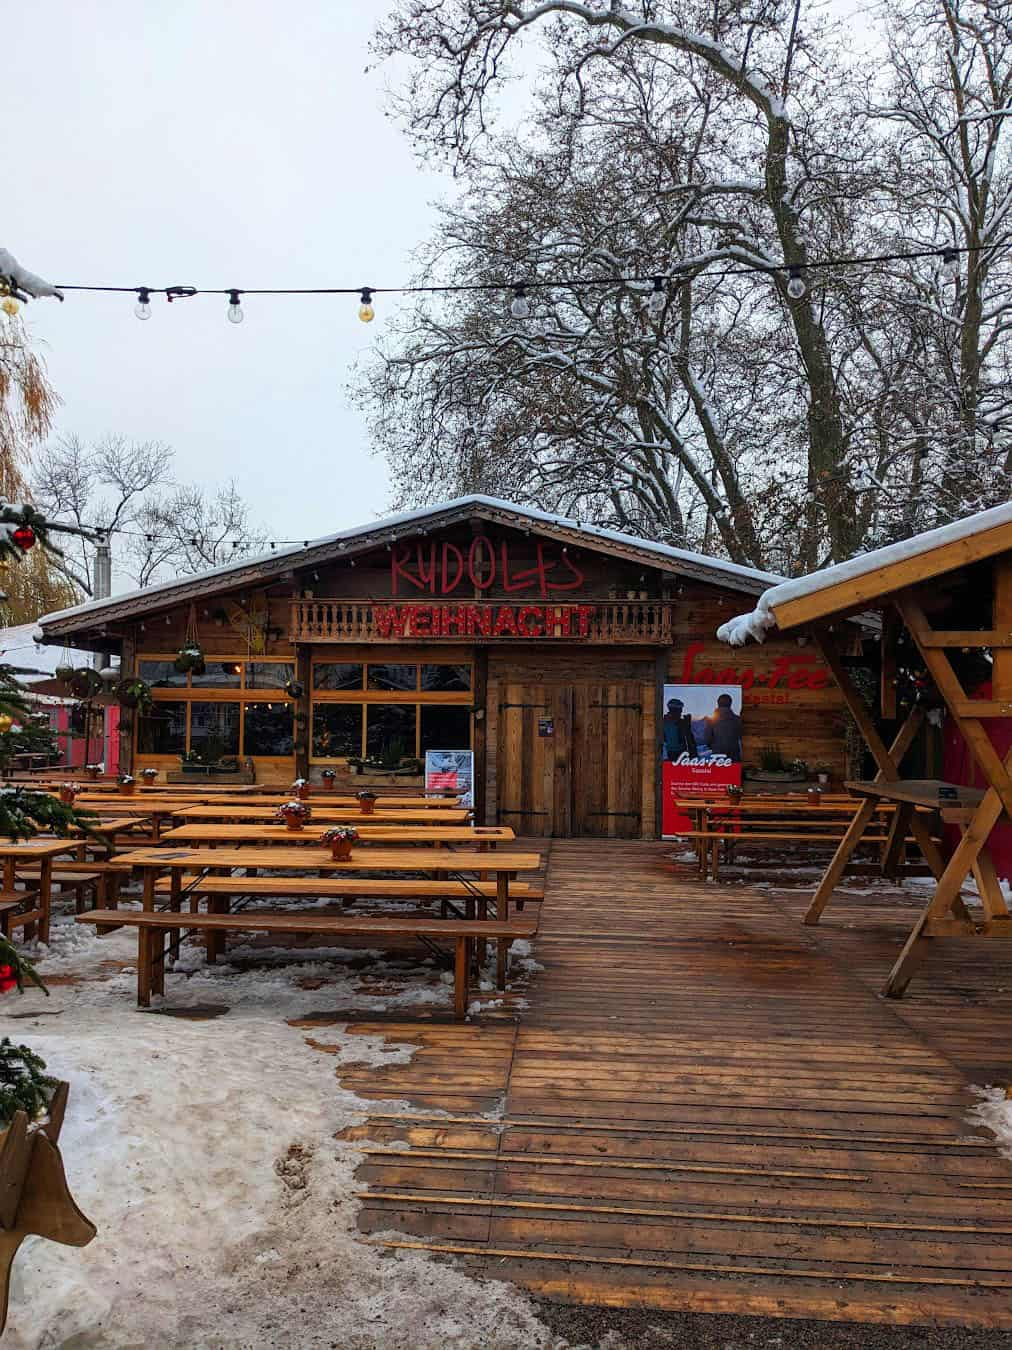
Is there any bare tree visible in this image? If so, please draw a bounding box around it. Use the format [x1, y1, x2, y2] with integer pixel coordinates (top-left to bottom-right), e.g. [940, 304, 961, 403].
[367, 0, 1012, 570]
[32, 435, 267, 597]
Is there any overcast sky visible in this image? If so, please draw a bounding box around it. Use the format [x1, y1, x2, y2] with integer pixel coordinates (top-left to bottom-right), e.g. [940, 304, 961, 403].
[2, 1, 447, 580]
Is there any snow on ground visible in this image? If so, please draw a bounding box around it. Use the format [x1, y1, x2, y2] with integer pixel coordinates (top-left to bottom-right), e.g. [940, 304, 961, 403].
[2, 911, 559, 1349]
[967, 1087, 1012, 1162]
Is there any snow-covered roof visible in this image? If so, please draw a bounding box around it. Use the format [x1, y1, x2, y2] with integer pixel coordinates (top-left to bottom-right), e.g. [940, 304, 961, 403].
[39, 495, 785, 642]
[718, 501, 1012, 646]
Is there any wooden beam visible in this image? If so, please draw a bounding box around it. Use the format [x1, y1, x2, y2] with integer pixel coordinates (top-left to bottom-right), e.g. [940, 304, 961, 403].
[992, 557, 1012, 701]
[770, 519, 1012, 631]
[916, 630, 1011, 648]
[880, 607, 898, 720]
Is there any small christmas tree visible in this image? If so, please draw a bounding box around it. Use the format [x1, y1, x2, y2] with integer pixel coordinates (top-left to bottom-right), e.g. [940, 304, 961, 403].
[0, 1036, 55, 1126]
[0, 661, 83, 839]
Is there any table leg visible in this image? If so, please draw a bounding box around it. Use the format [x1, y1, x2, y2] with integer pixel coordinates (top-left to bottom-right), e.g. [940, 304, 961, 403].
[496, 870, 509, 923]
[454, 936, 468, 1020]
[496, 938, 508, 990]
[804, 798, 877, 925]
[167, 869, 182, 969]
[37, 858, 53, 945]
[138, 927, 153, 1007]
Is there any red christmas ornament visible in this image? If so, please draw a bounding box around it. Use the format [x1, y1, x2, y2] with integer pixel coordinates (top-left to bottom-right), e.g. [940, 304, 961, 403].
[11, 524, 35, 551]
[0, 964, 17, 994]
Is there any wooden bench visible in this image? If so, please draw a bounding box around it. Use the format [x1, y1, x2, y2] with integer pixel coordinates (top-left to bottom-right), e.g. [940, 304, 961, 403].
[151, 874, 541, 911]
[677, 828, 935, 881]
[18, 863, 130, 910]
[77, 909, 537, 1018]
[0, 889, 41, 938]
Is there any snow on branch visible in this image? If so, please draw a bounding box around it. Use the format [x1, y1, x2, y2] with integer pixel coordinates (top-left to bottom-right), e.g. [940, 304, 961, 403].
[0, 249, 63, 303]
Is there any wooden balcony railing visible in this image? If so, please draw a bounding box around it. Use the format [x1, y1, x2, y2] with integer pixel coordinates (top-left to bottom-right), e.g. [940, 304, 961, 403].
[290, 599, 676, 645]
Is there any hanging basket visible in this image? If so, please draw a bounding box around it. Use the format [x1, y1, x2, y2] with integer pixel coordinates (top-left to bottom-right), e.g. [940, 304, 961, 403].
[69, 668, 103, 700]
[284, 679, 304, 700]
[116, 678, 153, 713]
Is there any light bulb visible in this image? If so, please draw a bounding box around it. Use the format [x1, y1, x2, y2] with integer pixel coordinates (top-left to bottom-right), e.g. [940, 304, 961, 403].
[647, 277, 666, 318]
[134, 287, 152, 320]
[358, 287, 375, 322]
[227, 289, 244, 324]
[940, 248, 959, 279]
[510, 285, 531, 319]
[786, 267, 806, 300]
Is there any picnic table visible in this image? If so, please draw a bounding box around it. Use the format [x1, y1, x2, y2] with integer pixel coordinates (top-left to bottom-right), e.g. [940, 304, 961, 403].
[677, 796, 938, 881]
[115, 844, 540, 922]
[170, 804, 472, 825]
[0, 838, 84, 943]
[160, 824, 513, 848]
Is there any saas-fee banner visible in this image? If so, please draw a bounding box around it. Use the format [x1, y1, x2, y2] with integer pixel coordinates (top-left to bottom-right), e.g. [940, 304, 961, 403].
[661, 683, 743, 837]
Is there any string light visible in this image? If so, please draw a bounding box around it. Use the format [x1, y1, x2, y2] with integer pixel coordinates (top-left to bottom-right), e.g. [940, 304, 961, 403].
[509, 284, 530, 319]
[786, 266, 807, 300]
[227, 290, 244, 324]
[358, 288, 375, 323]
[647, 276, 666, 318]
[134, 287, 152, 321]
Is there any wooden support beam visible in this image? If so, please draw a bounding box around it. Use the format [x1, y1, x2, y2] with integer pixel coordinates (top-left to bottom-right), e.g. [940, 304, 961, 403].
[880, 607, 899, 720]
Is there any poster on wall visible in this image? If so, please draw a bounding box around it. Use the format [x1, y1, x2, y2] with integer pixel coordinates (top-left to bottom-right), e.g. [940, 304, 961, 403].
[425, 749, 474, 808]
[661, 683, 743, 837]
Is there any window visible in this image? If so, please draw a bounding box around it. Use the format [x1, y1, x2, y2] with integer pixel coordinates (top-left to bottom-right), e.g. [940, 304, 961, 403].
[246, 662, 293, 690]
[139, 660, 186, 689]
[313, 662, 363, 691]
[312, 705, 362, 758]
[188, 702, 240, 760]
[366, 705, 416, 763]
[189, 661, 242, 689]
[243, 703, 294, 756]
[367, 663, 417, 692]
[136, 701, 186, 754]
[420, 705, 471, 753]
[420, 664, 471, 692]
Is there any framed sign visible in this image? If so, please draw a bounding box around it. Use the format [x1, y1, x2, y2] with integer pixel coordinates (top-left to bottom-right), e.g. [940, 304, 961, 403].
[661, 683, 743, 837]
[424, 749, 474, 808]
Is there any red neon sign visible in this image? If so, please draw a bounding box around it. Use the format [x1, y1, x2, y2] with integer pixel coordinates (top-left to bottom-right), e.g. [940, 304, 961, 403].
[372, 603, 595, 639]
[681, 641, 830, 692]
[391, 536, 585, 598]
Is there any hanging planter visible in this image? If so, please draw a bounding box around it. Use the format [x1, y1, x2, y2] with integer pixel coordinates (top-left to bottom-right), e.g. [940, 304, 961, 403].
[54, 662, 74, 684]
[116, 677, 153, 713]
[69, 668, 103, 701]
[274, 800, 312, 831]
[174, 604, 206, 674]
[321, 826, 357, 861]
[284, 678, 304, 700]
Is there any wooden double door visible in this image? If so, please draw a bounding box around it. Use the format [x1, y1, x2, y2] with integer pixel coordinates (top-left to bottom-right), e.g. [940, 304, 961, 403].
[493, 680, 647, 837]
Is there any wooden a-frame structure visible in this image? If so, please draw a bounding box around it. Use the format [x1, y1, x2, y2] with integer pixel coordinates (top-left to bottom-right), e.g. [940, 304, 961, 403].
[721, 503, 1012, 997]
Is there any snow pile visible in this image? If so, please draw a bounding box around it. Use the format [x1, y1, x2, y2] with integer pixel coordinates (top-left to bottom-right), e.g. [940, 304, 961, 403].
[967, 1086, 1012, 1161]
[716, 500, 1012, 645]
[2, 916, 557, 1348]
[0, 248, 63, 302]
[716, 599, 777, 647]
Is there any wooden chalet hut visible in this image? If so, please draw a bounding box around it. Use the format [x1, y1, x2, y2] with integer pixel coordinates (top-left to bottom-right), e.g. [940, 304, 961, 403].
[37, 497, 851, 836]
[718, 499, 1012, 995]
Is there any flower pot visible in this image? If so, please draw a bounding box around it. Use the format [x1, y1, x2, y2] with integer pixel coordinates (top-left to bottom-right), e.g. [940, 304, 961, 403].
[295, 786, 311, 800]
[141, 770, 158, 784]
[281, 814, 304, 831]
[329, 840, 353, 861]
[85, 767, 101, 780]
[807, 787, 822, 805]
[118, 782, 136, 796]
[817, 773, 830, 786]
[59, 788, 76, 805]
[358, 799, 376, 816]
[321, 777, 336, 791]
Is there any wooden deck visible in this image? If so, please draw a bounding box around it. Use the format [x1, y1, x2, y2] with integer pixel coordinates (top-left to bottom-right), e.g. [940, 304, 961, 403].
[307, 841, 1012, 1329]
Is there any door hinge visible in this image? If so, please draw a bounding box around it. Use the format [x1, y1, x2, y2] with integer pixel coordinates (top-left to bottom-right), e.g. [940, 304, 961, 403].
[499, 702, 551, 711]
